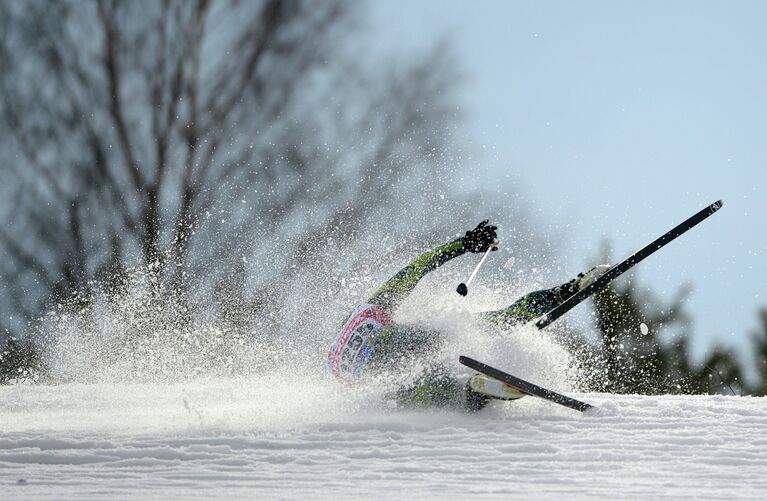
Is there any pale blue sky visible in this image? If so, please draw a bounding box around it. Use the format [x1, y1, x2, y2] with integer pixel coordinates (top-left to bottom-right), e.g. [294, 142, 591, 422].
[372, 1, 767, 363]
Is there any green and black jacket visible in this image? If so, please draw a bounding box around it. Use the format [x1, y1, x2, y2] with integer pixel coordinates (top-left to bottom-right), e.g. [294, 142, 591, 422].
[365, 238, 566, 369]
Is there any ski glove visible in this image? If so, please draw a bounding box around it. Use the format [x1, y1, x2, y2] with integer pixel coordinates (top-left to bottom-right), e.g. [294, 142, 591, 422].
[462, 220, 499, 253]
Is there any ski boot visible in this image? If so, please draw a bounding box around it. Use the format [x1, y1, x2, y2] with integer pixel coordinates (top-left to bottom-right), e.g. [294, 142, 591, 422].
[464, 373, 526, 411]
[554, 264, 611, 303]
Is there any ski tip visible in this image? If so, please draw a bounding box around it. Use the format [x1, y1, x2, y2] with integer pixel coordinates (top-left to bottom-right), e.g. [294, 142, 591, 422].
[711, 199, 724, 211]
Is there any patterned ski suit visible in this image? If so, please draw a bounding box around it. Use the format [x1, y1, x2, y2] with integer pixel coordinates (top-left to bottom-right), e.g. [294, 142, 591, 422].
[326, 237, 571, 410]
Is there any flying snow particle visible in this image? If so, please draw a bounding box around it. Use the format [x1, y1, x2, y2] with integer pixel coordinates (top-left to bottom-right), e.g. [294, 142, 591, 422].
[640, 323, 649, 335]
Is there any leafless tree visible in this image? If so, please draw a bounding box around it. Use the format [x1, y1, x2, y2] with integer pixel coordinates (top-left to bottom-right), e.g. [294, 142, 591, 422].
[0, 0, 491, 339]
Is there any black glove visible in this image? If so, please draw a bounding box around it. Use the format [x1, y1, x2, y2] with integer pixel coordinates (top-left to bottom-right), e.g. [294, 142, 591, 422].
[462, 220, 498, 253]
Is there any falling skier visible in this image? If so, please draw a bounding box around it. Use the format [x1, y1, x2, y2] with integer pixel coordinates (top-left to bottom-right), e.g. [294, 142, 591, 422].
[326, 220, 607, 411]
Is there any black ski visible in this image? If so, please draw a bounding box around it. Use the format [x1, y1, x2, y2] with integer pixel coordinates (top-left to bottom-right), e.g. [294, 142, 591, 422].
[535, 200, 723, 330]
[460, 356, 593, 412]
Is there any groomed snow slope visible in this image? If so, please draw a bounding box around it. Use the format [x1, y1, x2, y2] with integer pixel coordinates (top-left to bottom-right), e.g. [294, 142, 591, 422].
[2, 378, 766, 500]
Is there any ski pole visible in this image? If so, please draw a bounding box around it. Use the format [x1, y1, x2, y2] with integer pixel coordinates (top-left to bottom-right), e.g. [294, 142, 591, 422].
[456, 244, 495, 296]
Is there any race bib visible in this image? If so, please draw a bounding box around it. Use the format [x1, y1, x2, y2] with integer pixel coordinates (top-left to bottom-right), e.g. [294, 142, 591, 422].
[327, 303, 392, 382]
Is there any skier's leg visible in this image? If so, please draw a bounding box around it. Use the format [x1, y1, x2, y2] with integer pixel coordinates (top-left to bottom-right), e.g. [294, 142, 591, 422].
[482, 288, 562, 326]
[370, 328, 472, 408]
[483, 265, 610, 326]
[394, 363, 466, 410]
[465, 373, 526, 410]
[393, 364, 526, 412]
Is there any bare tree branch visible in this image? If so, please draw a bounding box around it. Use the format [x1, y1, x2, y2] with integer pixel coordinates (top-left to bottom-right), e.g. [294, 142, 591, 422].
[0, 0, 491, 343]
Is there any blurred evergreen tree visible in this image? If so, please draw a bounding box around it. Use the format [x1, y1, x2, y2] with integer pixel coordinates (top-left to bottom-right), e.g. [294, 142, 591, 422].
[583, 243, 747, 395]
[588, 274, 690, 393]
[0, 334, 44, 384]
[748, 307, 767, 396]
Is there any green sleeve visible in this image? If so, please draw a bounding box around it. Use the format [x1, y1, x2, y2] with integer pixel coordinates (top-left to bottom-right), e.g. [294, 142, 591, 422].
[368, 238, 466, 311]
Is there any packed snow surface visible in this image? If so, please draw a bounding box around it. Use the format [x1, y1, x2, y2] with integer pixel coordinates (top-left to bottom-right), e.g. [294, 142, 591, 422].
[2, 377, 766, 500]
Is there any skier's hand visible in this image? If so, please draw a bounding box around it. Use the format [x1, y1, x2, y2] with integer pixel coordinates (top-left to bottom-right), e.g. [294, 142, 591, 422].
[462, 220, 499, 253]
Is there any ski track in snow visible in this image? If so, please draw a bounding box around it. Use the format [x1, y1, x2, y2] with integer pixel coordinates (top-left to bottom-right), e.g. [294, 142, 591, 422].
[1, 380, 766, 500]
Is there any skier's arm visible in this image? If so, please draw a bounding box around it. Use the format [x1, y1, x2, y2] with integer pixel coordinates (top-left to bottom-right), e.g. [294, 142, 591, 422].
[368, 220, 498, 311]
[368, 238, 466, 311]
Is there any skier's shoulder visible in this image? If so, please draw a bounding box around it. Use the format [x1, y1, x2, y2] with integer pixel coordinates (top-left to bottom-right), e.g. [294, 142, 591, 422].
[346, 303, 392, 326]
